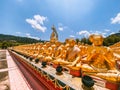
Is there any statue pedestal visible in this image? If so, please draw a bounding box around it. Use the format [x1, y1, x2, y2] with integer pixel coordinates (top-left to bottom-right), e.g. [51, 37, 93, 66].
[52, 63, 82, 77]
[70, 69, 81, 77]
[52, 63, 59, 68]
[83, 74, 120, 90]
[64, 66, 81, 77]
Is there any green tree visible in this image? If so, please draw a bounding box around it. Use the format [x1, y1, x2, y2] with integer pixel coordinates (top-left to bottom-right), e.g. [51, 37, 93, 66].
[1, 42, 8, 49]
[75, 38, 80, 44]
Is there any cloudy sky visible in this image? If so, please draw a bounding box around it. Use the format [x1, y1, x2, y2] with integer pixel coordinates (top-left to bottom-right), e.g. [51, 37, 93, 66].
[0, 0, 120, 41]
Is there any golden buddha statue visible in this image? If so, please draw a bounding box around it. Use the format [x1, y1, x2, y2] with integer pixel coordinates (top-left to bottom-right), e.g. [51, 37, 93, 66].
[52, 39, 68, 64]
[50, 25, 58, 43]
[66, 39, 80, 62]
[52, 44, 68, 65]
[53, 41, 62, 58]
[53, 39, 80, 66]
[37, 44, 47, 60]
[28, 44, 39, 58]
[44, 44, 56, 62]
[32, 43, 44, 59]
[82, 34, 116, 73]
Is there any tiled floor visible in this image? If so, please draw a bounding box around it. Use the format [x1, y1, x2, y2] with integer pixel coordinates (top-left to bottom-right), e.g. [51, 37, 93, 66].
[6, 50, 111, 90]
[6, 50, 32, 90]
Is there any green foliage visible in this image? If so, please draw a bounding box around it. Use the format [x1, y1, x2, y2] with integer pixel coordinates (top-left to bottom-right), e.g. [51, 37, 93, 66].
[103, 33, 120, 46]
[75, 38, 80, 44]
[0, 32, 120, 49]
[79, 33, 120, 46]
[0, 34, 41, 44]
[80, 37, 91, 45]
[1, 42, 8, 49]
[0, 34, 44, 49]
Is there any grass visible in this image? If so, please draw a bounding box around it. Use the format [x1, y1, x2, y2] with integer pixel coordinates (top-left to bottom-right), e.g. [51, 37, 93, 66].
[0, 71, 10, 90]
[0, 71, 8, 81]
[0, 61, 8, 69]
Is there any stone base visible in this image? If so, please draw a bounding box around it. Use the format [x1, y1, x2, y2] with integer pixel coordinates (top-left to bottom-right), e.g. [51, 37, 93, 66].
[86, 75, 120, 90]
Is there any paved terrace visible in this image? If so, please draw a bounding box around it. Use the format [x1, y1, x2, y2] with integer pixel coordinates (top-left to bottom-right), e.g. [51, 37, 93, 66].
[6, 50, 32, 90]
[0, 50, 111, 90]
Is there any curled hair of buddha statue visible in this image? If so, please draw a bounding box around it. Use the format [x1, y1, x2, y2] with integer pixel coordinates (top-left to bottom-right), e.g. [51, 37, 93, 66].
[89, 34, 103, 43]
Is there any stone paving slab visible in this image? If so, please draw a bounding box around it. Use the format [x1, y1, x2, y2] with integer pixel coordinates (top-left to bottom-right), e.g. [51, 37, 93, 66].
[6, 50, 32, 90]
[0, 50, 9, 90]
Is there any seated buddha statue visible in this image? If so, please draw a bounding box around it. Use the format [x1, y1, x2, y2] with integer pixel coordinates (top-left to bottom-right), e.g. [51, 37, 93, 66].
[37, 44, 47, 60]
[43, 43, 56, 62]
[53, 39, 80, 66]
[26, 44, 35, 57]
[52, 44, 68, 65]
[29, 44, 41, 59]
[68, 44, 88, 67]
[54, 41, 62, 58]
[66, 39, 80, 62]
[32, 43, 44, 58]
[82, 34, 116, 73]
[52, 39, 69, 64]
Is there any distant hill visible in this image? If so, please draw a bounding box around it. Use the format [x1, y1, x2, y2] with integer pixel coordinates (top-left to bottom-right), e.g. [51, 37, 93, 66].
[113, 32, 120, 36]
[0, 34, 43, 44]
[79, 32, 120, 46]
[103, 33, 120, 46]
[0, 32, 120, 49]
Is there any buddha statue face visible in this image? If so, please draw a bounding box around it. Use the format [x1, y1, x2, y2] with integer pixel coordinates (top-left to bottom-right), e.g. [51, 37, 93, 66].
[45, 42, 51, 47]
[65, 38, 69, 44]
[43, 45, 47, 50]
[50, 38, 56, 43]
[69, 39, 76, 47]
[89, 34, 103, 46]
[55, 41, 61, 47]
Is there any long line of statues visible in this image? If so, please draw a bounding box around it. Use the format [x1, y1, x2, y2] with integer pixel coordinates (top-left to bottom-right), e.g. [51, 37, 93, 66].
[12, 26, 120, 83]
[13, 35, 120, 83]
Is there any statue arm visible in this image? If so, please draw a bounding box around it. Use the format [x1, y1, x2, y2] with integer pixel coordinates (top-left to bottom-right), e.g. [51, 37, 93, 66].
[84, 50, 96, 63]
[71, 55, 81, 66]
[103, 50, 115, 69]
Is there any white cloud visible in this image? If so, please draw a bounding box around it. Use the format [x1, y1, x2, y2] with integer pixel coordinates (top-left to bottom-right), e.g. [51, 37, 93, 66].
[77, 30, 109, 38]
[16, 32, 21, 34]
[111, 13, 120, 24]
[26, 33, 30, 36]
[110, 32, 115, 35]
[91, 31, 107, 37]
[93, 31, 102, 35]
[58, 27, 64, 31]
[26, 33, 40, 40]
[34, 15, 47, 25]
[78, 30, 90, 37]
[57, 23, 68, 31]
[69, 35, 75, 38]
[58, 23, 64, 31]
[104, 29, 110, 32]
[26, 15, 47, 32]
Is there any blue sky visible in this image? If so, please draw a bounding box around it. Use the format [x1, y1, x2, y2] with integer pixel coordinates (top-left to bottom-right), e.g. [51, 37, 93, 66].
[0, 0, 120, 41]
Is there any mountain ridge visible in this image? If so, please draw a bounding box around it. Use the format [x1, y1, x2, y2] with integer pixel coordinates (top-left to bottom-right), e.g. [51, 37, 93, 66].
[0, 34, 42, 44]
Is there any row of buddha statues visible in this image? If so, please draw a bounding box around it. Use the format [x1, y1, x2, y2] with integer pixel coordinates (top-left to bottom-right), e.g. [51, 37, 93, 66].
[12, 34, 120, 83]
[110, 42, 120, 55]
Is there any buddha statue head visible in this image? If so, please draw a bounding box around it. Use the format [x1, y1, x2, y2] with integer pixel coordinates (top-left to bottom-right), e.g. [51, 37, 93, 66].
[89, 34, 103, 46]
[45, 42, 51, 47]
[68, 38, 76, 47]
[55, 41, 61, 47]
